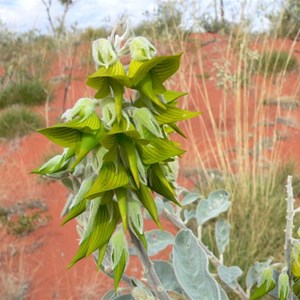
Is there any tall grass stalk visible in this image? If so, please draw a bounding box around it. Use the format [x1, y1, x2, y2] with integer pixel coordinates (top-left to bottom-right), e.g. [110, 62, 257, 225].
[148, 2, 300, 274]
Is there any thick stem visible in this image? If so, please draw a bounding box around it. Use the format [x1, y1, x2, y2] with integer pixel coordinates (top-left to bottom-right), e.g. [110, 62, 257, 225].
[129, 229, 171, 300]
[285, 175, 294, 299]
[163, 209, 248, 300]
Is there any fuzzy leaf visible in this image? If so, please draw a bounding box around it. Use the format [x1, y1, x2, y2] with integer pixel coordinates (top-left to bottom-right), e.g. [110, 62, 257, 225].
[85, 162, 130, 199]
[145, 230, 174, 256]
[173, 229, 225, 299]
[217, 265, 243, 289]
[153, 260, 182, 292]
[182, 192, 203, 205]
[196, 189, 230, 225]
[215, 219, 231, 255]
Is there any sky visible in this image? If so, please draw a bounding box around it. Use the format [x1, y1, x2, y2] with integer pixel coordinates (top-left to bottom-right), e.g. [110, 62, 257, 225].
[0, 0, 282, 34]
[0, 0, 159, 33]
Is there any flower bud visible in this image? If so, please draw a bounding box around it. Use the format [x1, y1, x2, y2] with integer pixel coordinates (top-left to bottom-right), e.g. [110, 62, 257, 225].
[129, 37, 156, 61]
[92, 38, 118, 68]
[278, 271, 289, 299]
[62, 97, 97, 121]
[258, 267, 275, 290]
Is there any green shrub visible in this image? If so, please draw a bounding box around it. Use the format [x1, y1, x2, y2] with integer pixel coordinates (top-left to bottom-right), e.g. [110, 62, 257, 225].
[0, 106, 43, 139]
[0, 80, 49, 109]
[258, 50, 298, 74]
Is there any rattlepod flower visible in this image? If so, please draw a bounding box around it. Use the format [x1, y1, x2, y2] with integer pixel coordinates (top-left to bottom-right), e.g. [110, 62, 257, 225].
[129, 36, 156, 61]
[92, 38, 118, 68]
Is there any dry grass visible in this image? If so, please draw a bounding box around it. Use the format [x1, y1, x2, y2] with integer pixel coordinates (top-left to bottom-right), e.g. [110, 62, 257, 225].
[0, 242, 31, 300]
[149, 1, 300, 281]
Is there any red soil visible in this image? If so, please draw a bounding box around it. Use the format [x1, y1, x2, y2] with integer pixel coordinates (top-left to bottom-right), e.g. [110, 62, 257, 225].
[1, 34, 300, 299]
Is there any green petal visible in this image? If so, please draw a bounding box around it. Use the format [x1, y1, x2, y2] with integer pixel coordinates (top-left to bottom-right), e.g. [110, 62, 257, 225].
[115, 188, 128, 231]
[62, 198, 87, 224]
[162, 90, 188, 103]
[113, 251, 127, 290]
[119, 135, 140, 187]
[70, 130, 105, 170]
[128, 54, 182, 86]
[136, 184, 161, 228]
[107, 117, 140, 139]
[85, 162, 130, 199]
[87, 61, 131, 90]
[137, 74, 166, 110]
[137, 137, 185, 164]
[148, 164, 179, 205]
[37, 127, 80, 148]
[57, 112, 102, 132]
[155, 106, 201, 125]
[68, 199, 120, 267]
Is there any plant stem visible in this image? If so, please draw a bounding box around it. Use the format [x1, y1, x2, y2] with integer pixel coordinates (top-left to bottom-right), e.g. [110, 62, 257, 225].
[285, 175, 294, 300]
[129, 229, 171, 300]
[163, 209, 248, 300]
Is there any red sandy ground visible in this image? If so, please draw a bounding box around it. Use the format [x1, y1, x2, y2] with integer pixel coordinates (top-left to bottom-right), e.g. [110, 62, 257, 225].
[1, 33, 300, 299]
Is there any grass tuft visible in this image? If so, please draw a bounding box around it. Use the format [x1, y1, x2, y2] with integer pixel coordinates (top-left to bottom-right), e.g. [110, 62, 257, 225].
[258, 50, 298, 75]
[0, 80, 49, 109]
[0, 106, 43, 139]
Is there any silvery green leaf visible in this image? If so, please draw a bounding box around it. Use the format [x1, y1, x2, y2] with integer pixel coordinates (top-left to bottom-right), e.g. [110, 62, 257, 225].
[183, 209, 196, 222]
[153, 260, 182, 292]
[162, 201, 174, 214]
[102, 290, 116, 300]
[145, 230, 174, 256]
[182, 192, 203, 205]
[196, 189, 230, 225]
[132, 287, 155, 300]
[215, 219, 231, 255]
[219, 287, 229, 300]
[246, 267, 256, 291]
[113, 295, 134, 300]
[155, 196, 164, 215]
[173, 229, 224, 299]
[217, 265, 243, 289]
